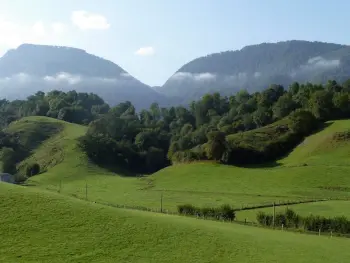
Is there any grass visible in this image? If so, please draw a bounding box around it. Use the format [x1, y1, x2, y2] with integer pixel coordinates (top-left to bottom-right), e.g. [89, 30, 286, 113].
[236, 200, 350, 222]
[9, 117, 350, 213]
[2, 182, 350, 263]
[279, 120, 350, 166]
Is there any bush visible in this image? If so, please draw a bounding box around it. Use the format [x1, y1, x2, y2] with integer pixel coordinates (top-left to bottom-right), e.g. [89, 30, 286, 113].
[257, 208, 350, 235]
[177, 204, 198, 215]
[26, 163, 40, 177]
[256, 211, 273, 226]
[218, 204, 236, 221]
[177, 203, 235, 222]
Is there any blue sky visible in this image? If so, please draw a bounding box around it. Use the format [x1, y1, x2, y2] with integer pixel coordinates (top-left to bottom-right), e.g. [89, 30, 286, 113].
[1, 0, 350, 86]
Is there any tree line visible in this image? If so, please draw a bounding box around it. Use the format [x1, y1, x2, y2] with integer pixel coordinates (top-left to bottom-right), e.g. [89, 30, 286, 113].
[79, 79, 350, 173]
[2, 79, 350, 175]
[257, 208, 350, 235]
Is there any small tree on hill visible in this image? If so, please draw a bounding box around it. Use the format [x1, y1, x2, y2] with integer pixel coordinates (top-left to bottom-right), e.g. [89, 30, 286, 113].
[205, 131, 227, 161]
[0, 147, 16, 174]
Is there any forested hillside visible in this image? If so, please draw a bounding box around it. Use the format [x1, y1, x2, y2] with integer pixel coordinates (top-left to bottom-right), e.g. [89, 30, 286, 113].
[160, 41, 350, 102]
[2, 78, 350, 176]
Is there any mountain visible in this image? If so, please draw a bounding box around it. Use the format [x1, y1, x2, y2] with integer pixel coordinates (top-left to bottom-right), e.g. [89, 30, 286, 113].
[159, 40, 350, 102]
[0, 44, 169, 110]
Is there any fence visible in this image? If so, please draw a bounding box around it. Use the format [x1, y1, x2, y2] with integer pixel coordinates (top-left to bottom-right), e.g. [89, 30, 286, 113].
[41, 180, 350, 239]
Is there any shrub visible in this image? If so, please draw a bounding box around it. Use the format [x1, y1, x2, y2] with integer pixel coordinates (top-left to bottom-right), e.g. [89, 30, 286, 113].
[177, 204, 198, 215]
[218, 204, 236, 221]
[177, 204, 235, 222]
[256, 211, 273, 226]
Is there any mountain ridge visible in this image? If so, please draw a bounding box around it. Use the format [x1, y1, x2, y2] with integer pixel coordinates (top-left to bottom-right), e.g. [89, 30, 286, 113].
[0, 43, 171, 110]
[159, 40, 350, 102]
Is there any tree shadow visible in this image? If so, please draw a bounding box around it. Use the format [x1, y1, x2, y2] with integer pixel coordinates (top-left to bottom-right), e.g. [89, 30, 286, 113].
[89, 161, 144, 177]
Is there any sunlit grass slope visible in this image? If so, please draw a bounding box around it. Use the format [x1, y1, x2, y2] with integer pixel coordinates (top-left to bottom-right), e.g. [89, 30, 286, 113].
[1, 182, 350, 263]
[280, 120, 350, 166]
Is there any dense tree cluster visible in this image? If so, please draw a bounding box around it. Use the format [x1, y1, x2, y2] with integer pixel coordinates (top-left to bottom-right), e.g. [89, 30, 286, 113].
[79, 79, 350, 173]
[0, 90, 109, 129]
[2, 79, 350, 175]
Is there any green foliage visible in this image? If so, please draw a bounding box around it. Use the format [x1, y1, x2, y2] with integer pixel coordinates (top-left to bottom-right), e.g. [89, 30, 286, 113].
[4, 78, 350, 175]
[0, 147, 16, 174]
[177, 203, 236, 221]
[76, 78, 350, 171]
[0, 90, 107, 129]
[257, 208, 350, 234]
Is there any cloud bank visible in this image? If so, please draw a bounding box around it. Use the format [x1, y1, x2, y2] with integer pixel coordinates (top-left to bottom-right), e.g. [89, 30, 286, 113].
[292, 56, 341, 76]
[0, 72, 135, 101]
[170, 71, 259, 83]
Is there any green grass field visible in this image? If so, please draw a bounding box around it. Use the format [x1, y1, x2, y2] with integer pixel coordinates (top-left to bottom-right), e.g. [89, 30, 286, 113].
[2, 182, 350, 263]
[3, 116, 350, 262]
[6, 116, 350, 213]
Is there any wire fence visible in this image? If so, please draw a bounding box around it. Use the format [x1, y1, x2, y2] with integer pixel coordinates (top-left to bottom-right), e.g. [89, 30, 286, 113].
[40, 181, 350, 239]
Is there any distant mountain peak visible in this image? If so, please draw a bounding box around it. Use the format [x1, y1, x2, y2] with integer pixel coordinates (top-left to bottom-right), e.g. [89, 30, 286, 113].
[0, 43, 171, 109]
[16, 43, 87, 52]
[160, 40, 350, 102]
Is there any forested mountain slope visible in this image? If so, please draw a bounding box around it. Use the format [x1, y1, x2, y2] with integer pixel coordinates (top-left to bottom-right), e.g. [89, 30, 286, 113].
[0, 44, 170, 110]
[160, 40, 350, 102]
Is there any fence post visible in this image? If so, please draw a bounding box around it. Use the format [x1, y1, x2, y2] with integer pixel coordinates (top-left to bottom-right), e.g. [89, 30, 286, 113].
[272, 202, 276, 228]
[319, 229, 321, 236]
[58, 180, 62, 193]
[282, 224, 284, 231]
[160, 193, 163, 213]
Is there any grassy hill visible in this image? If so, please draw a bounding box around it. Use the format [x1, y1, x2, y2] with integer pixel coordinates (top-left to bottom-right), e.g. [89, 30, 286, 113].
[7, 116, 350, 215]
[279, 120, 350, 166]
[1, 182, 350, 263]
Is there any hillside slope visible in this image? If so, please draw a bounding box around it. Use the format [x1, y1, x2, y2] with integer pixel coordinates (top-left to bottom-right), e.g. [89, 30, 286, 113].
[280, 120, 350, 166]
[160, 40, 350, 102]
[8, 117, 350, 213]
[5, 116, 115, 183]
[1, 182, 350, 263]
[0, 44, 169, 109]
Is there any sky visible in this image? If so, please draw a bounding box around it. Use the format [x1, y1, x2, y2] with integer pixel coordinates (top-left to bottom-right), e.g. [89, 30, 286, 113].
[1, 0, 350, 87]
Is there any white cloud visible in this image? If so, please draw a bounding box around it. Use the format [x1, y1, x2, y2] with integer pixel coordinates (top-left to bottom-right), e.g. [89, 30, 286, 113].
[171, 72, 193, 80]
[51, 22, 66, 34]
[31, 21, 45, 36]
[44, 72, 82, 85]
[71, 10, 110, 30]
[291, 56, 341, 77]
[135, 46, 155, 56]
[171, 72, 216, 82]
[120, 72, 132, 78]
[254, 72, 262, 78]
[194, 72, 216, 81]
[300, 56, 340, 72]
[0, 16, 68, 51]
